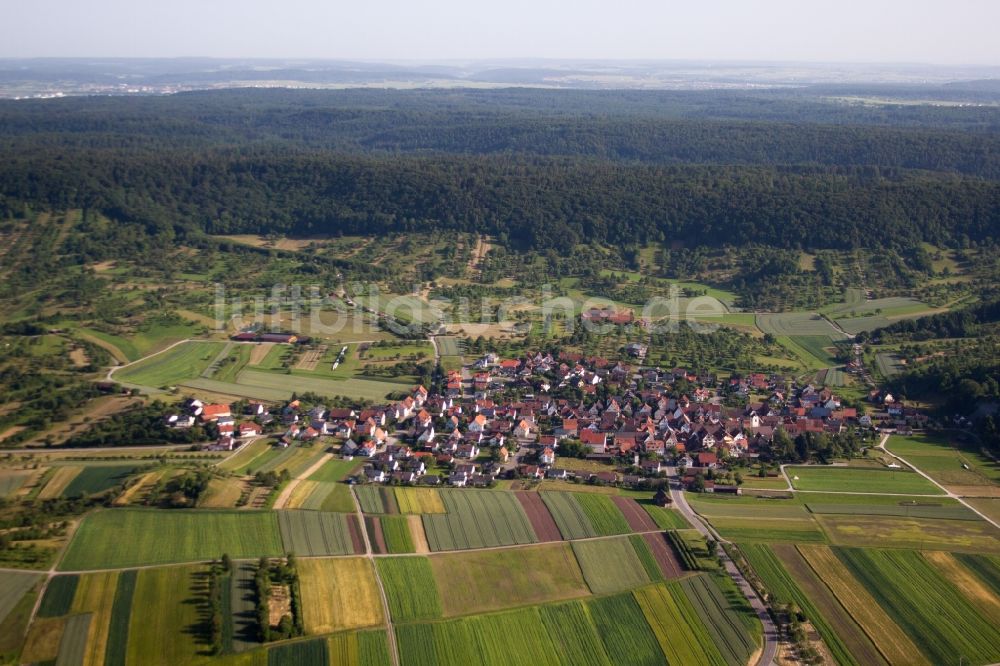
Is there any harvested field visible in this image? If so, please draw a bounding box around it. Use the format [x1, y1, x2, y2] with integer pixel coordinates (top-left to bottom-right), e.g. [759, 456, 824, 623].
[38, 466, 82, 499]
[430, 543, 590, 617]
[278, 511, 358, 556]
[798, 545, 927, 665]
[299, 558, 384, 634]
[642, 531, 685, 579]
[394, 487, 445, 514]
[0, 469, 32, 497]
[408, 515, 430, 554]
[21, 616, 65, 664]
[611, 496, 659, 531]
[515, 492, 562, 541]
[247, 342, 275, 366]
[366, 517, 388, 554]
[572, 537, 650, 594]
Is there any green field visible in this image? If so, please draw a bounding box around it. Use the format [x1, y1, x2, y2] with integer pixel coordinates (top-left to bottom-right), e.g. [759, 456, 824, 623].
[434, 337, 463, 357]
[60, 509, 283, 569]
[104, 570, 136, 666]
[572, 538, 651, 594]
[115, 341, 226, 387]
[756, 312, 847, 338]
[277, 511, 357, 556]
[380, 516, 415, 554]
[126, 565, 206, 666]
[787, 465, 944, 495]
[837, 547, 1000, 665]
[789, 335, 839, 366]
[37, 575, 78, 617]
[430, 543, 590, 616]
[188, 369, 412, 403]
[307, 457, 362, 483]
[376, 557, 443, 623]
[61, 465, 143, 498]
[887, 433, 1000, 488]
[355, 486, 398, 514]
[422, 490, 537, 551]
[540, 491, 598, 539]
[574, 493, 632, 536]
[816, 513, 1000, 551]
[327, 630, 393, 666]
[0, 572, 40, 625]
[587, 592, 665, 666]
[634, 582, 728, 666]
[268, 638, 328, 666]
[57, 612, 91, 666]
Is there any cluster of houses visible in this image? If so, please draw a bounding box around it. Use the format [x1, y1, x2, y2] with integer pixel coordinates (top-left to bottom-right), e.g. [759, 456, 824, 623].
[160, 347, 914, 492]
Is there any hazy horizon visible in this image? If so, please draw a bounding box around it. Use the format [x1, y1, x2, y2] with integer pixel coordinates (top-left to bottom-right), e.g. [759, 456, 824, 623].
[4, 0, 1000, 66]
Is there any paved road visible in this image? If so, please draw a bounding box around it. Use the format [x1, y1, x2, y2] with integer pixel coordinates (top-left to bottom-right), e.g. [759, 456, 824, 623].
[667, 466, 779, 666]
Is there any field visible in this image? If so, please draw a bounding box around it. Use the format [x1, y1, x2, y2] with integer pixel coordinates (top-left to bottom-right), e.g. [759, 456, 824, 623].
[307, 457, 362, 483]
[799, 545, 925, 665]
[540, 491, 597, 539]
[379, 516, 415, 553]
[231, 563, 261, 653]
[641, 503, 689, 530]
[756, 312, 847, 338]
[875, 352, 904, 377]
[0, 469, 32, 497]
[104, 570, 136, 666]
[815, 514, 1000, 551]
[190, 369, 412, 403]
[434, 336, 463, 356]
[514, 492, 562, 541]
[574, 493, 632, 536]
[61, 465, 141, 498]
[634, 582, 726, 666]
[376, 557, 443, 623]
[688, 495, 827, 543]
[430, 543, 590, 616]
[38, 466, 83, 499]
[71, 571, 120, 666]
[115, 341, 226, 388]
[572, 537, 650, 594]
[0, 571, 40, 624]
[787, 465, 944, 494]
[587, 593, 665, 665]
[286, 480, 355, 512]
[837, 547, 1000, 665]
[789, 335, 839, 366]
[277, 511, 360, 556]
[355, 486, 392, 514]
[268, 638, 328, 666]
[298, 558, 384, 634]
[20, 616, 65, 664]
[422, 490, 537, 551]
[743, 543, 864, 665]
[886, 433, 1000, 489]
[57, 613, 92, 666]
[394, 487, 446, 514]
[610, 496, 659, 531]
[61, 509, 284, 569]
[326, 630, 392, 666]
[126, 565, 206, 666]
[38, 575, 79, 617]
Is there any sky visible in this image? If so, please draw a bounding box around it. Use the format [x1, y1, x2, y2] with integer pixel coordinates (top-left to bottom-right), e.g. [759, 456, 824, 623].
[3, 0, 999, 65]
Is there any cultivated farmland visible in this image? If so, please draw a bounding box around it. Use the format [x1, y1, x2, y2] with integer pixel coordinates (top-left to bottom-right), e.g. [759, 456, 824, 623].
[430, 543, 590, 616]
[38, 575, 78, 617]
[103, 570, 135, 666]
[538, 601, 615, 666]
[57, 613, 92, 666]
[787, 465, 944, 494]
[71, 571, 120, 666]
[514, 492, 562, 541]
[541, 491, 598, 539]
[837, 547, 1000, 665]
[376, 557, 443, 623]
[126, 566, 205, 666]
[327, 630, 392, 666]
[61, 509, 283, 569]
[115, 341, 226, 388]
[298, 558, 384, 634]
[379, 515, 415, 553]
[587, 593, 665, 666]
[887, 433, 1000, 489]
[0, 571, 40, 625]
[572, 537, 650, 594]
[800, 544, 925, 664]
[394, 487, 445, 514]
[61, 465, 142, 498]
[277, 511, 359, 556]
[268, 638, 328, 666]
[574, 493, 632, 536]
[422, 490, 537, 551]
[611, 496, 659, 531]
[634, 582, 727, 666]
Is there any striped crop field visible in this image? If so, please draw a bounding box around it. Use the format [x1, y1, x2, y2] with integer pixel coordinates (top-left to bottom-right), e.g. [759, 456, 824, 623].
[277, 511, 360, 556]
[741, 543, 860, 666]
[70, 571, 120, 666]
[115, 341, 226, 387]
[380, 516, 415, 553]
[679, 575, 758, 666]
[772, 543, 890, 666]
[61, 509, 283, 570]
[836, 547, 1000, 665]
[572, 537, 650, 595]
[574, 493, 631, 536]
[327, 630, 392, 666]
[394, 487, 445, 514]
[355, 486, 398, 514]
[430, 543, 590, 617]
[587, 593, 665, 666]
[298, 558, 384, 634]
[267, 637, 328, 666]
[634, 582, 727, 666]
[376, 557, 443, 623]
[422, 490, 536, 551]
[798, 544, 926, 665]
[540, 491, 597, 539]
[38, 575, 79, 617]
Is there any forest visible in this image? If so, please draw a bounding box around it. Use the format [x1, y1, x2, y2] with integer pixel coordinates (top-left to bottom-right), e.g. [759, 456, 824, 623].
[0, 88, 998, 256]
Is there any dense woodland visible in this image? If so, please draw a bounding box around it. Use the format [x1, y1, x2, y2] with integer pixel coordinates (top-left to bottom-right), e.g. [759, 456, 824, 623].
[0, 89, 998, 256]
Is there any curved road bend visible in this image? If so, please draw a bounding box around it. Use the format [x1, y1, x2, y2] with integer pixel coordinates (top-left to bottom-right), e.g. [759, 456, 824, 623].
[667, 466, 779, 666]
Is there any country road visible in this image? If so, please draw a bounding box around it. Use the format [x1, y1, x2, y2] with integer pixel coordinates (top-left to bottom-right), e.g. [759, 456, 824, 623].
[667, 466, 780, 666]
